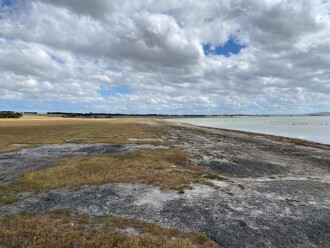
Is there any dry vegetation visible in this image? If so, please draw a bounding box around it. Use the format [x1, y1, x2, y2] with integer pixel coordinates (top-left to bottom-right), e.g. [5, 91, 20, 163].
[18, 147, 221, 192]
[0, 186, 17, 206]
[0, 210, 220, 248]
[0, 116, 225, 246]
[0, 117, 166, 153]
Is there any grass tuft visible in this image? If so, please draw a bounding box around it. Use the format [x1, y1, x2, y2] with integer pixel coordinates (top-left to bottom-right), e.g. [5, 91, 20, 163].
[203, 181, 216, 188]
[238, 184, 245, 190]
[202, 173, 227, 181]
[0, 186, 18, 206]
[203, 173, 219, 180]
[177, 188, 185, 194]
[237, 219, 248, 227]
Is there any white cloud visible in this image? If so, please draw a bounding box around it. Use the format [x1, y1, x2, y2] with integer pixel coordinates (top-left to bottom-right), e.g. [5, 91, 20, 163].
[0, 0, 329, 114]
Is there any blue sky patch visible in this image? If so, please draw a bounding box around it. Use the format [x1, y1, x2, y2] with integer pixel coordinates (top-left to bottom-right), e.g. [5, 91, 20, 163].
[0, 99, 32, 112]
[99, 85, 131, 97]
[203, 38, 246, 57]
[0, 32, 15, 41]
[1, 0, 12, 7]
[48, 53, 65, 64]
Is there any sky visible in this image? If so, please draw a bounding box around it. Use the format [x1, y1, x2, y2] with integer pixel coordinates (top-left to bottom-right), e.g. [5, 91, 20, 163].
[0, 0, 330, 114]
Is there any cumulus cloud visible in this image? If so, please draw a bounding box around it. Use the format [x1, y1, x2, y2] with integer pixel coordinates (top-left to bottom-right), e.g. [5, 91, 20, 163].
[0, 0, 329, 114]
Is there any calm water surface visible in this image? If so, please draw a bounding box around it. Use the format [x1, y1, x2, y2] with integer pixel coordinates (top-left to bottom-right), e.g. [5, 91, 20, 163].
[169, 116, 330, 145]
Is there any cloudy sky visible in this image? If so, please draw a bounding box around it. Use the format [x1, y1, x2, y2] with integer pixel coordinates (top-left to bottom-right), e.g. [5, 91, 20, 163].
[0, 0, 329, 114]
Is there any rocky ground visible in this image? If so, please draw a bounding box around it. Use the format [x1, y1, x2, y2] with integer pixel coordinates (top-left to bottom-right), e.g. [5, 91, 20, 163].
[1, 121, 329, 248]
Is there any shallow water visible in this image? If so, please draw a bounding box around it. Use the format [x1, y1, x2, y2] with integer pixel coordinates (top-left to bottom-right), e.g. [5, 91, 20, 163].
[169, 116, 330, 144]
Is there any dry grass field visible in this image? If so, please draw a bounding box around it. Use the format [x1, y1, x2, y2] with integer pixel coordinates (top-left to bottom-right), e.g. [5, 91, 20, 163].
[0, 116, 166, 154]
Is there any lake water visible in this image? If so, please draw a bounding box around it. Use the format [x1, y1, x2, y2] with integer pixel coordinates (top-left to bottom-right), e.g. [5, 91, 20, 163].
[169, 116, 330, 145]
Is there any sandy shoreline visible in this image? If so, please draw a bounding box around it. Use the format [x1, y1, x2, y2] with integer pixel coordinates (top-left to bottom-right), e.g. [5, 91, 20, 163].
[168, 120, 330, 150]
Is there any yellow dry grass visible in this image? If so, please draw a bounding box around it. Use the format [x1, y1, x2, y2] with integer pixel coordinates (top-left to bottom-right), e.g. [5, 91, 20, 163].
[0, 117, 166, 153]
[0, 210, 220, 248]
[18, 148, 213, 192]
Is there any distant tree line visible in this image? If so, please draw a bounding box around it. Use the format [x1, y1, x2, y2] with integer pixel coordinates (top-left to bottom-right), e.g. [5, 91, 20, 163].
[23, 112, 38, 114]
[108, 114, 207, 117]
[0, 111, 23, 118]
[47, 112, 112, 118]
[47, 112, 209, 118]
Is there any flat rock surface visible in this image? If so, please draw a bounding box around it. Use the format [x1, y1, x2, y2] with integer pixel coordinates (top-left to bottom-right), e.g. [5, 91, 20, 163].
[1, 122, 330, 248]
[1, 181, 329, 248]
